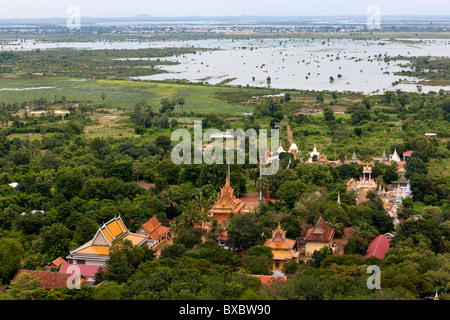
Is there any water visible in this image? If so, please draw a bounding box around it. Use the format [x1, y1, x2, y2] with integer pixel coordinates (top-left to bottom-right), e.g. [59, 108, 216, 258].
[1, 37, 449, 93]
[133, 38, 450, 94]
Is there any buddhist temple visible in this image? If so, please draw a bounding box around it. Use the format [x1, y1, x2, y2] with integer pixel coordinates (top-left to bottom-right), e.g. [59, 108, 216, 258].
[381, 150, 389, 162]
[353, 163, 377, 190]
[209, 165, 246, 221]
[137, 216, 171, 250]
[308, 143, 320, 163]
[318, 152, 329, 164]
[303, 217, 335, 257]
[351, 151, 359, 163]
[392, 171, 409, 188]
[346, 178, 357, 191]
[264, 222, 297, 271]
[66, 216, 148, 266]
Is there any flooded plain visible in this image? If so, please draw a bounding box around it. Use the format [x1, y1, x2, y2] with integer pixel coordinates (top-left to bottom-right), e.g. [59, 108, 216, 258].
[1, 37, 449, 93]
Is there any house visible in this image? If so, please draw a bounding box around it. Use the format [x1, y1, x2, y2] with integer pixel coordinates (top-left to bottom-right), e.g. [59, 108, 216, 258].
[425, 133, 436, 139]
[13, 270, 87, 289]
[59, 263, 104, 286]
[44, 257, 67, 270]
[264, 222, 297, 271]
[364, 235, 390, 260]
[303, 217, 335, 257]
[402, 150, 414, 161]
[137, 216, 171, 250]
[66, 216, 148, 266]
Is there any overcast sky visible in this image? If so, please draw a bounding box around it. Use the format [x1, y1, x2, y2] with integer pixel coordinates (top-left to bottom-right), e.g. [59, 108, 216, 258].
[0, 0, 448, 19]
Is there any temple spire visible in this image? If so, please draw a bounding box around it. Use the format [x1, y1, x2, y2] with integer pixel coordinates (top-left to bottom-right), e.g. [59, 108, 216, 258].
[225, 163, 231, 187]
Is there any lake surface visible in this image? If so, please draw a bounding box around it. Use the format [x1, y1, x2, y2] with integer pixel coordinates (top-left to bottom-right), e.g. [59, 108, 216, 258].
[1, 37, 449, 93]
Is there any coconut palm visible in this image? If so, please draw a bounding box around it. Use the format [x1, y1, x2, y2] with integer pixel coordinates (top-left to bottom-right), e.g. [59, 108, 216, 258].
[179, 200, 202, 229]
[133, 160, 143, 182]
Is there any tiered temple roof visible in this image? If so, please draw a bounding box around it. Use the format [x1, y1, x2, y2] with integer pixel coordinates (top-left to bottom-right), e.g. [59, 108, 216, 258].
[209, 166, 246, 221]
[66, 216, 147, 265]
[264, 222, 296, 251]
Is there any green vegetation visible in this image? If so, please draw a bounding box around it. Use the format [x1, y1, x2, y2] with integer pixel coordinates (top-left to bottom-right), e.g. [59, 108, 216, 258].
[0, 32, 449, 302]
[0, 47, 204, 80]
[387, 56, 450, 86]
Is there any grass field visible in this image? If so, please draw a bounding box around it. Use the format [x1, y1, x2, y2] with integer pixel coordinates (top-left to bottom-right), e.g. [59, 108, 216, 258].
[0, 78, 261, 115]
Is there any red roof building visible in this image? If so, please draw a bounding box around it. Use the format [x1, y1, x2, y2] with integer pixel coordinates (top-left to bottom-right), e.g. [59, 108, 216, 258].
[304, 217, 334, 243]
[13, 270, 86, 289]
[303, 217, 335, 257]
[44, 257, 67, 269]
[137, 216, 171, 249]
[59, 263, 104, 284]
[250, 275, 287, 285]
[364, 235, 390, 260]
[402, 150, 414, 161]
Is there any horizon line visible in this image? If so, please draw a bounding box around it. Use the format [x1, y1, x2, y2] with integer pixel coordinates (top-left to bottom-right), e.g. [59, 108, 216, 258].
[1, 14, 450, 20]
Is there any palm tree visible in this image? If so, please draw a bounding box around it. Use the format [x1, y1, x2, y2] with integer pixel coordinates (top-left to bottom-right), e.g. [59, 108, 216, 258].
[133, 160, 143, 182]
[161, 189, 180, 220]
[194, 192, 214, 234]
[179, 200, 202, 229]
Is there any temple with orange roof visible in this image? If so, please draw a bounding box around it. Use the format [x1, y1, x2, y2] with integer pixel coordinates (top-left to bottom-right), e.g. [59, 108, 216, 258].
[209, 165, 247, 221]
[264, 222, 298, 271]
[66, 216, 147, 266]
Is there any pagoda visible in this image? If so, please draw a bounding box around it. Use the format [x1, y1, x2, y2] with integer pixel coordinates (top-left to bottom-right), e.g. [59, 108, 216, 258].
[308, 143, 320, 163]
[318, 152, 329, 164]
[389, 148, 401, 163]
[209, 165, 246, 221]
[264, 222, 297, 271]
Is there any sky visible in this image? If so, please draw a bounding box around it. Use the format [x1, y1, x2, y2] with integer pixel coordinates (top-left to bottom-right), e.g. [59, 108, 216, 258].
[0, 0, 448, 19]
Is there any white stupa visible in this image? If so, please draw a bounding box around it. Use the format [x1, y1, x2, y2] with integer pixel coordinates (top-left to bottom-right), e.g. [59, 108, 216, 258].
[389, 148, 401, 162]
[308, 143, 320, 162]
